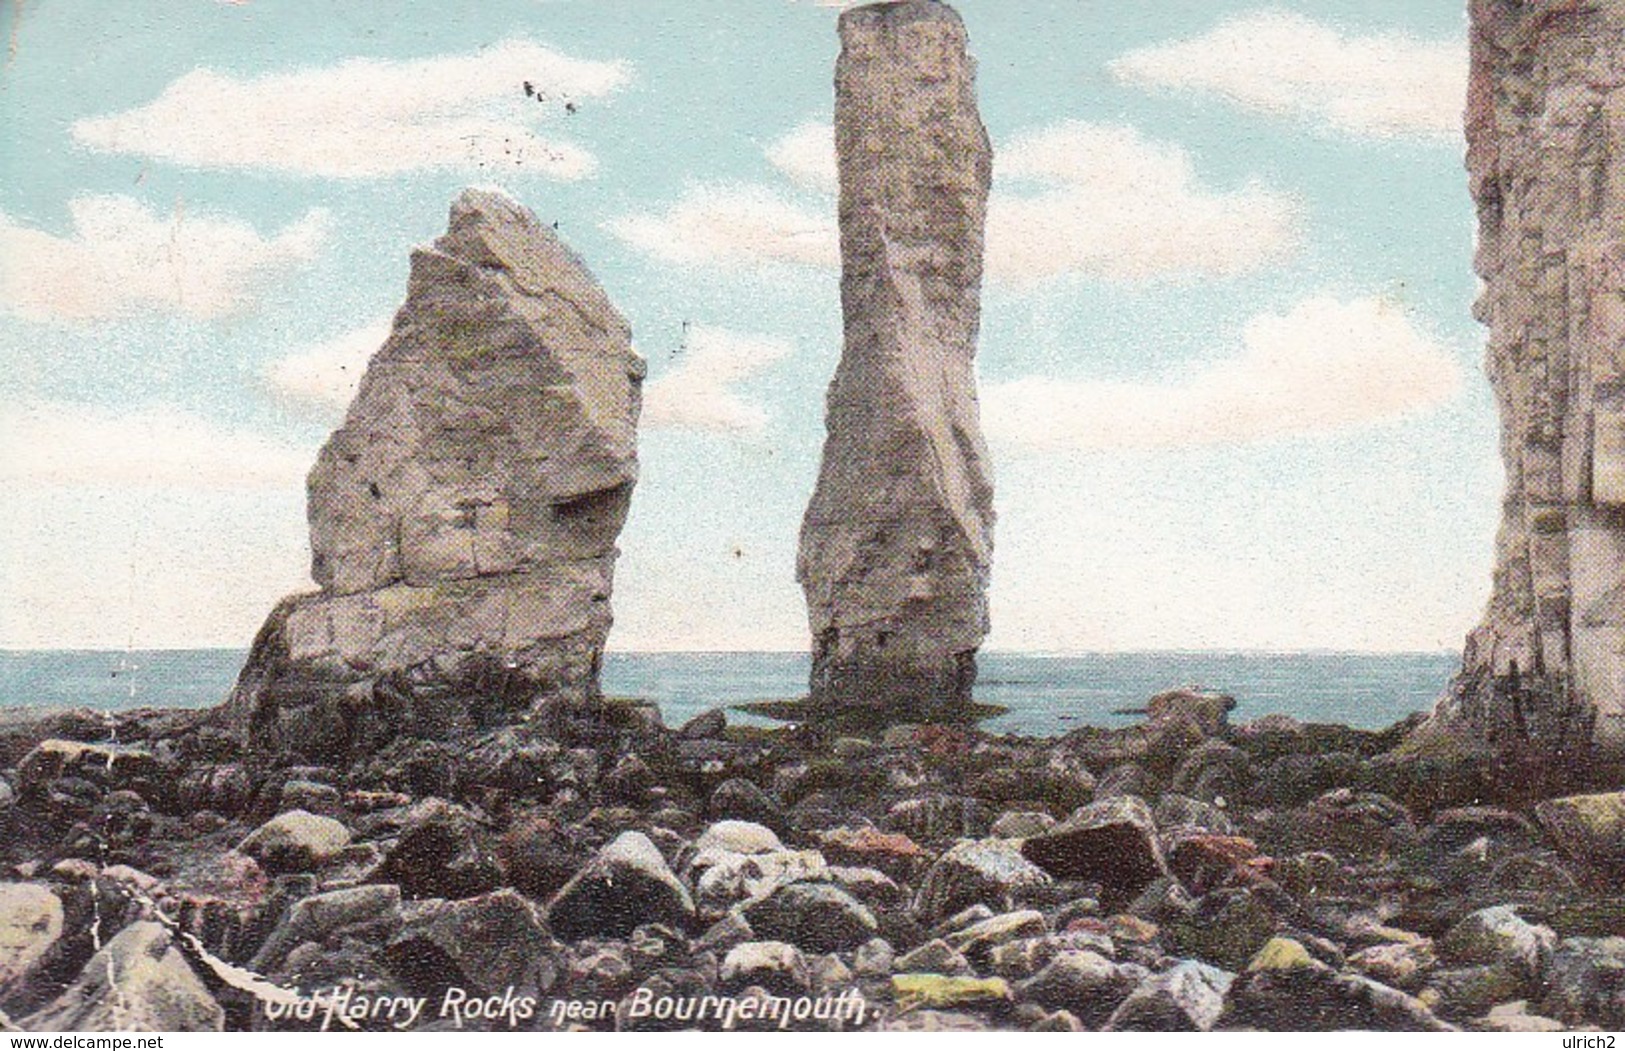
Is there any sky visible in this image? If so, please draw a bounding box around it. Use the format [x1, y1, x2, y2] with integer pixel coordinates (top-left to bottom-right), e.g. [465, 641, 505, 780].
[0, 0, 1495, 654]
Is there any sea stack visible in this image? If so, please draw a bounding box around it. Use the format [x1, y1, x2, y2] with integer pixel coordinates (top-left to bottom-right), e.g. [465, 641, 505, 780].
[797, 0, 995, 723]
[221, 188, 643, 761]
[1430, 0, 1625, 773]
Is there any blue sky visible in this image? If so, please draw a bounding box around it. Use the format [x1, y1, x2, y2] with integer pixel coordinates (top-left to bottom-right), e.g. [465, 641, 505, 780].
[0, 0, 1494, 653]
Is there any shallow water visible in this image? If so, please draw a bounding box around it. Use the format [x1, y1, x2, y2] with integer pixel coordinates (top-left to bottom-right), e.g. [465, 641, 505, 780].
[0, 649, 1456, 735]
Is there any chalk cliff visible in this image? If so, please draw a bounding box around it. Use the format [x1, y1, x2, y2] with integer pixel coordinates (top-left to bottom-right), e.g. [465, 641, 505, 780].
[1434, 0, 1625, 770]
[796, 0, 995, 721]
[221, 188, 643, 760]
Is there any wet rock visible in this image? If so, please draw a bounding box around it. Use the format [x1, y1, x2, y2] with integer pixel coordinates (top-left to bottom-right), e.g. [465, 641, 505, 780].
[1535, 792, 1625, 873]
[886, 795, 993, 844]
[24, 921, 222, 1031]
[916, 839, 1051, 922]
[603, 754, 656, 806]
[707, 779, 785, 832]
[1541, 936, 1625, 1028]
[1438, 905, 1555, 983]
[817, 826, 925, 881]
[896, 938, 973, 977]
[1169, 887, 1284, 972]
[251, 883, 402, 972]
[743, 881, 876, 954]
[384, 888, 556, 997]
[853, 937, 895, 978]
[1095, 763, 1153, 800]
[1423, 964, 1526, 1022]
[1165, 833, 1260, 896]
[1020, 796, 1167, 898]
[878, 1009, 991, 1032]
[1016, 950, 1142, 1027]
[1147, 688, 1236, 736]
[237, 809, 352, 874]
[719, 941, 809, 996]
[498, 812, 586, 901]
[688, 841, 827, 915]
[1169, 740, 1249, 803]
[678, 709, 727, 740]
[1349, 940, 1437, 992]
[377, 798, 501, 899]
[547, 831, 695, 942]
[1105, 960, 1233, 1032]
[1220, 952, 1452, 1031]
[945, 909, 1047, 968]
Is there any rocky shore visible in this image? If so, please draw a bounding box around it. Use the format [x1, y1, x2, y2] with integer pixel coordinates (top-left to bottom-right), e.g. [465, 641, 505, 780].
[1, 689, 1624, 1032]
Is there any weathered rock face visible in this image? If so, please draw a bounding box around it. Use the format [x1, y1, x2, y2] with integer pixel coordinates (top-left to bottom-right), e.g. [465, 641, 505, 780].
[797, 0, 995, 720]
[222, 188, 643, 760]
[1433, 0, 1625, 770]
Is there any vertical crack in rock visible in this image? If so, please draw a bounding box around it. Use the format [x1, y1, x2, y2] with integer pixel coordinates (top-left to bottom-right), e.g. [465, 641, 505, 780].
[797, 0, 995, 723]
[1431, 0, 1625, 778]
[219, 188, 644, 762]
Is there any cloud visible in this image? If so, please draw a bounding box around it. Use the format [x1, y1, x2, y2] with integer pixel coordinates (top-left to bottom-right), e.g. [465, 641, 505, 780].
[264, 319, 391, 416]
[642, 325, 795, 436]
[767, 122, 838, 192]
[991, 122, 1301, 283]
[982, 296, 1463, 452]
[0, 196, 329, 322]
[1108, 10, 1468, 139]
[0, 401, 310, 489]
[612, 121, 1300, 283]
[72, 40, 630, 179]
[605, 184, 837, 270]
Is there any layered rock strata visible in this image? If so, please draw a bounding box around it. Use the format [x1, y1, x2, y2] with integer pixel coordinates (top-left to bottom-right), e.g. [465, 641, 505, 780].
[797, 0, 995, 721]
[221, 188, 643, 761]
[1432, 0, 1625, 771]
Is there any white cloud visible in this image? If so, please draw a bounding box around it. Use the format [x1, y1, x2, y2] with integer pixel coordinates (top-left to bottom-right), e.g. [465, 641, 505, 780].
[767, 122, 838, 193]
[72, 40, 630, 179]
[1109, 10, 1467, 139]
[643, 324, 795, 436]
[0, 196, 329, 323]
[613, 121, 1299, 283]
[264, 319, 391, 417]
[991, 122, 1301, 283]
[606, 184, 837, 270]
[0, 401, 310, 489]
[982, 296, 1463, 453]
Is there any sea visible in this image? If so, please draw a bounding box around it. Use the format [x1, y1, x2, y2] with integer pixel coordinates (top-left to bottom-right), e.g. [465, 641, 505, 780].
[0, 650, 1457, 736]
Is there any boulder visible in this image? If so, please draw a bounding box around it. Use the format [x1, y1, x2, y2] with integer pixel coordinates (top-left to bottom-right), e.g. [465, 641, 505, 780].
[383, 888, 556, 996]
[1535, 792, 1625, 872]
[236, 809, 352, 873]
[376, 797, 501, 899]
[24, 922, 222, 1032]
[1105, 960, 1234, 1032]
[1541, 936, 1625, 1028]
[219, 187, 645, 760]
[1438, 905, 1556, 983]
[719, 941, 810, 996]
[742, 881, 877, 954]
[915, 839, 1051, 921]
[0, 884, 63, 1005]
[1220, 953, 1453, 1031]
[1016, 950, 1142, 1028]
[1020, 796, 1167, 897]
[547, 831, 694, 941]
